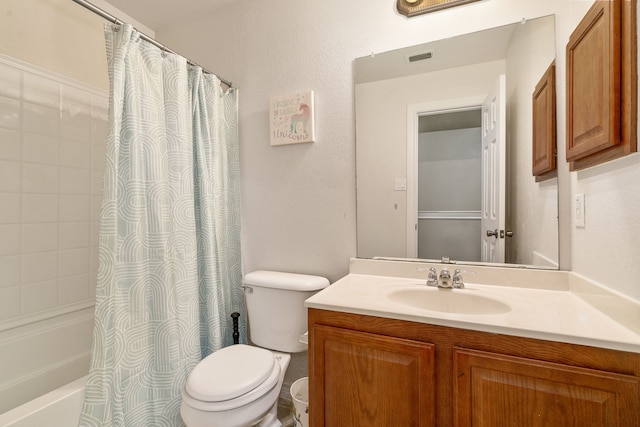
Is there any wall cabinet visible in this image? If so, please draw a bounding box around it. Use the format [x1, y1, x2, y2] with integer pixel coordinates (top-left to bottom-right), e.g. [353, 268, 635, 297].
[309, 309, 640, 426]
[566, 0, 637, 170]
[532, 61, 556, 179]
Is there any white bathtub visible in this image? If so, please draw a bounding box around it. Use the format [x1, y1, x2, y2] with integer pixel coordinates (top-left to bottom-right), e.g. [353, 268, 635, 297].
[0, 376, 86, 427]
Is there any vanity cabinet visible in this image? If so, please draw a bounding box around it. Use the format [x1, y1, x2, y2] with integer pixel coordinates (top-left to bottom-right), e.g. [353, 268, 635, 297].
[455, 348, 640, 426]
[311, 323, 435, 426]
[308, 309, 640, 426]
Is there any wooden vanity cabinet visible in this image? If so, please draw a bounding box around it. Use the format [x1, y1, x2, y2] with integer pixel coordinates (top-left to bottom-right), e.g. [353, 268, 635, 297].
[308, 308, 640, 427]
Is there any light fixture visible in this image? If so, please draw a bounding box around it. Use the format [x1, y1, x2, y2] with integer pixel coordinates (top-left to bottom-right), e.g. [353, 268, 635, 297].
[397, 0, 483, 18]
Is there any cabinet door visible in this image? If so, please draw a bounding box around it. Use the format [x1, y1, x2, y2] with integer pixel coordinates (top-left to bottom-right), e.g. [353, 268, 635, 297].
[454, 348, 640, 427]
[310, 325, 435, 427]
[566, 0, 621, 162]
[532, 61, 556, 178]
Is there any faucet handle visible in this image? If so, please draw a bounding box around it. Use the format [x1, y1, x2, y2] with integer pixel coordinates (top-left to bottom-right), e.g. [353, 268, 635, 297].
[417, 267, 439, 287]
[452, 269, 475, 289]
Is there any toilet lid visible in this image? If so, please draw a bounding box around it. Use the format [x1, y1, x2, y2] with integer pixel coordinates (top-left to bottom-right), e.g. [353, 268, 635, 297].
[185, 344, 277, 402]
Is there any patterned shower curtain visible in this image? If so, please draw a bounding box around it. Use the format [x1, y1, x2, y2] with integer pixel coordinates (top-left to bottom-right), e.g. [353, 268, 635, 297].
[79, 24, 245, 427]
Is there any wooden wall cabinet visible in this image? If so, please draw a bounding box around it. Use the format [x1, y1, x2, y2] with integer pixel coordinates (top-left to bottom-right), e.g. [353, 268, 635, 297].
[566, 0, 637, 170]
[309, 309, 640, 426]
[532, 61, 557, 179]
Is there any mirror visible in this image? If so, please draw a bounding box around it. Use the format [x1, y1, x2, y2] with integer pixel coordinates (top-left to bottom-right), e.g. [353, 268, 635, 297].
[355, 15, 558, 269]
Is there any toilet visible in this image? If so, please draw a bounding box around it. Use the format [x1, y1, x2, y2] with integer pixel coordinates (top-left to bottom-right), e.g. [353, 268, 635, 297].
[180, 270, 330, 427]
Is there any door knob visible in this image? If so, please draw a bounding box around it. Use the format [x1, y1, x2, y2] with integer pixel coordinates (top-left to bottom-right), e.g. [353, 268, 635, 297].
[486, 229, 498, 238]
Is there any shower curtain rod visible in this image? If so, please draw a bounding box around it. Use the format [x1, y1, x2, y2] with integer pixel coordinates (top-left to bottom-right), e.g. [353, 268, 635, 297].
[71, 0, 234, 88]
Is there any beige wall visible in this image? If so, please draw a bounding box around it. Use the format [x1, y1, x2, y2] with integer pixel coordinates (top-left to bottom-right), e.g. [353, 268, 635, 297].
[0, 0, 108, 90]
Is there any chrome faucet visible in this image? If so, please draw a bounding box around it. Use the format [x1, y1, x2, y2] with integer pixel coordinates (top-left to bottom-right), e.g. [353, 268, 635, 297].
[452, 269, 474, 289]
[438, 268, 452, 288]
[426, 267, 438, 287]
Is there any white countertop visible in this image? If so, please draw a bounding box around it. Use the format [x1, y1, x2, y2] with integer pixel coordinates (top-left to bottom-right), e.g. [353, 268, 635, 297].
[305, 259, 640, 354]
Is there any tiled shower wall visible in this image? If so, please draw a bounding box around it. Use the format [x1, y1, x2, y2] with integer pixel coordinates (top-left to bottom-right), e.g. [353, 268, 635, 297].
[0, 54, 107, 411]
[0, 54, 106, 326]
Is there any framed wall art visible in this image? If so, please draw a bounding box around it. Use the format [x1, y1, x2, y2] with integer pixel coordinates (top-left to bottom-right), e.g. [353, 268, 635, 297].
[269, 91, 315, 146]
[397, 0, 483, 18]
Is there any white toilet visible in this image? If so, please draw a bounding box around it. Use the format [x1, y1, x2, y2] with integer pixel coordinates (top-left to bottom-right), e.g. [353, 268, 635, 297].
[180, 270, 330, 427]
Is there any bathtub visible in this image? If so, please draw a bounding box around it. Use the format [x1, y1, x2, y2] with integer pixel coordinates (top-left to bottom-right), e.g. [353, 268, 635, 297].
[0, 376, 86, 427]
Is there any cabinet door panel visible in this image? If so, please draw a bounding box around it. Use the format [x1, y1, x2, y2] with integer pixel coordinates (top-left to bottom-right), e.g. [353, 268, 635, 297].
[454, 348, 640, 427]
[566, 0, 621, 161]
[311, 325, 435, 427]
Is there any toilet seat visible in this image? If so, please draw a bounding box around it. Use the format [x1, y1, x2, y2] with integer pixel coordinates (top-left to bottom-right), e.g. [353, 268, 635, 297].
[182, 344, 281, 412]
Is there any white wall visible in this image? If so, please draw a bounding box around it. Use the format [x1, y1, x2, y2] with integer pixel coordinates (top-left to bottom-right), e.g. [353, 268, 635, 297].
[157, 0, 564, 283]
[505, 14, 558, 267]
[158, 0, 640, 301]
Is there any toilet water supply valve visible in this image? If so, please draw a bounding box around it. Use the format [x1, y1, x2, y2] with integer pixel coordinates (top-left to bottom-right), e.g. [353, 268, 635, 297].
[231, 312, 240, 344]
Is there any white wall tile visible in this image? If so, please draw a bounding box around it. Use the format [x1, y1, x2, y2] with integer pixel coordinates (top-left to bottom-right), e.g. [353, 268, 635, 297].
[0, 128, 21, 161]
[1, 56, 106, 329]
[23, 72, 59, 108]
[0, 96, 21, 130]
[22, 163, 59, 194]
[91, 170, 104, 195]
[23, 103, 59, 137]
[0, 287, 21, 320]
[90, 246, 99, 272]
[0, 256, 21, 288]
[22, 194, 58, 223]
[59, 222, 90, 249]
[91, 95, 108, 121]
[91, 142, 107, 171]
[90, 221, 100, 247]
[60, 140, 91, 169]
[21, 279, 58, 314]
[90, 196, 102, 221]
[23, 132, 59, 165]
[92, 120, 108, 144]
[59, 274, 89, 305]
[0, 63, 21, 99]
[0, 160, 21, 192]
[0, 225, 20, 256]
[59, 248, 89, 277]
[59, 167, 90, 195]
[61, 114, 91, 143]
[0, 193, 21, 223]
[22, 251, 57, 283]
[22, 223, 58, 253]
[59, 195, 91, 222]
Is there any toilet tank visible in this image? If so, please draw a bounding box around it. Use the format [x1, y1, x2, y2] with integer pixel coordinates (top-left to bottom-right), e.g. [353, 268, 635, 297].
[244, 270, 330, 353]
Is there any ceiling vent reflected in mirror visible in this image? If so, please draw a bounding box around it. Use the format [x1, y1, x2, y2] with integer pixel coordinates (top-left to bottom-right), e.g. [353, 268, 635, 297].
[407, 51, 434, 63]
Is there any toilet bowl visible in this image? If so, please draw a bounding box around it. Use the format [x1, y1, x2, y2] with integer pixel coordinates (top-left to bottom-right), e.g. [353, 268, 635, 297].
[181, 345, 291, 427]
[180, 271, 330, 427]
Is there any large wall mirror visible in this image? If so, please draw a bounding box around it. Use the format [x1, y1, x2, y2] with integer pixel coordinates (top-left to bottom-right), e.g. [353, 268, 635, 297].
[355, 15, 559, 269]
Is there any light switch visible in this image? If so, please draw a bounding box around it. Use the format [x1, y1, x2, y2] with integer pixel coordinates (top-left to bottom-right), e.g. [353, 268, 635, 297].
[394, 178, 407, 191]
[575, 193, 585, 228]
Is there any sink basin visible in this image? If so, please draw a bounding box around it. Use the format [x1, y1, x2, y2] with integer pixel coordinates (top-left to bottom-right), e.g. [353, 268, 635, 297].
[387, 287, 511, 315]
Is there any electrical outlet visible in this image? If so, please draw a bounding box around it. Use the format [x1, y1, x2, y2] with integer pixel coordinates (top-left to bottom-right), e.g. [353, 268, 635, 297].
[575, 193, 585, 228]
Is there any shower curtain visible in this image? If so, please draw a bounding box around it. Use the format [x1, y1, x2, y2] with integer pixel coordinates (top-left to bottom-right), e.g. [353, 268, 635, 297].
[79, 24, 245, 427]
